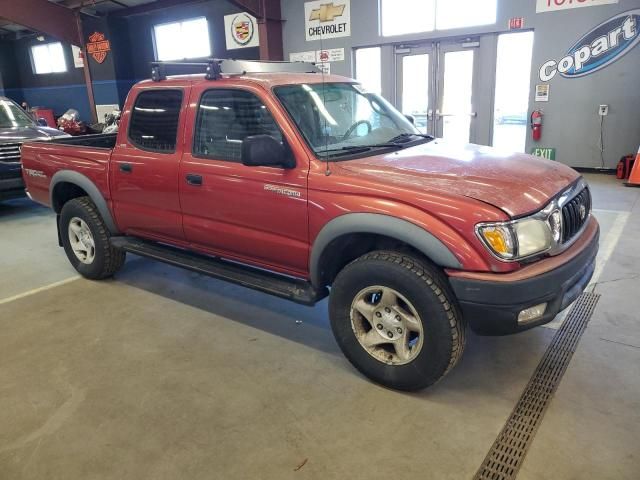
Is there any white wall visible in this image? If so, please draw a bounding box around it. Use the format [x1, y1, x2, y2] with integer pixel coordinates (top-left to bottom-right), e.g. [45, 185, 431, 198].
[281, 0, 640, 168]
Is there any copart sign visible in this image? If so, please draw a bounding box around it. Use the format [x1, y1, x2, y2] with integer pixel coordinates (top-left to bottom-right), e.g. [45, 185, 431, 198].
[539, 9, 640, 80]
[304, 0, 351, 41]
[536, 0, 618, 14]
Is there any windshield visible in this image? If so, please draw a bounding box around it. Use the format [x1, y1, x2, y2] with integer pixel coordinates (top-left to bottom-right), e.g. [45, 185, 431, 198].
[0, 99, 36, 128]
[274, 82, 429, 158]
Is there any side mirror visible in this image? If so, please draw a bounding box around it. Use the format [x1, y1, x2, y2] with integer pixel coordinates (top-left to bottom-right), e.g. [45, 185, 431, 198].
[241, 135, 295, 169]
[37, 118, 48, 127]
[404, 114, 415, 125]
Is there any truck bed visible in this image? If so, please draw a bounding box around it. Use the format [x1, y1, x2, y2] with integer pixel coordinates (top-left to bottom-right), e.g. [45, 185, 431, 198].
[21, 133, 117, 208]
[44, 133, 117, 149]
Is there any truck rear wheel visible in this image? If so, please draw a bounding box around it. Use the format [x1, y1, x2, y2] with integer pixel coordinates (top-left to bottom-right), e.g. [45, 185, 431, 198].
[60, 197, 125, 279]
[329, 251, 466, 391]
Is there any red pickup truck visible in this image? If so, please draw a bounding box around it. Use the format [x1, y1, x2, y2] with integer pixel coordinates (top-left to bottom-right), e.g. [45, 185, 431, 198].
[21, 60, 598, 391]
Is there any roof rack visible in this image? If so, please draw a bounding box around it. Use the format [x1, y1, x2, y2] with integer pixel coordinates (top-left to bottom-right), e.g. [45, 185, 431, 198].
[150, 59, 320, 81]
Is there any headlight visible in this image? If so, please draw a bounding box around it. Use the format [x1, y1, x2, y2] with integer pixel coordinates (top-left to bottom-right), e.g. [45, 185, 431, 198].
[477, 210, 559, 261]
[477, 224, 516, 259]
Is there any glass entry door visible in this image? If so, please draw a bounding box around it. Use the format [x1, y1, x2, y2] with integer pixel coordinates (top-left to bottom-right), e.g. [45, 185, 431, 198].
[396, 40, 477, 142]
[398, 46, 433, 135]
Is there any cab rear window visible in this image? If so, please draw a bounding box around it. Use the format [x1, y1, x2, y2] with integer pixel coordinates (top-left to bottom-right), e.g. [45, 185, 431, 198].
[128, 89, 182, 153]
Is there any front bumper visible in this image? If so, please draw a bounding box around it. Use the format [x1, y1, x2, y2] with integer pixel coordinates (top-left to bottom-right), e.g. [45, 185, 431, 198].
[0, 176, 26, 201]
[448, 218, 599, 335]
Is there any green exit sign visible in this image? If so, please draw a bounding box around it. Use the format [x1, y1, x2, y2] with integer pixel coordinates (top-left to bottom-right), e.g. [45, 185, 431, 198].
[530, 147, 556, 160]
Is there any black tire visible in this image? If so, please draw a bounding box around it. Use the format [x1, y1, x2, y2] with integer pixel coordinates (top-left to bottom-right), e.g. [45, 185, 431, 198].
[329, 251, 466, 391]
[60, 196, 125, 279]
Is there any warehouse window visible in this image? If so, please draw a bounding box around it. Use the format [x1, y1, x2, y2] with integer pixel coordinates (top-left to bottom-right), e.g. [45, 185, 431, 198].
[128, 90, 183, 153]
[492, 31, 534, 153]
[354, 47, 382, 96]
[31, 42, 67, 74]
[381, 0, 435, 36]
[381, 0, 496, 36]
[153, 17, 211, 61]
[193, 89, 285, 163]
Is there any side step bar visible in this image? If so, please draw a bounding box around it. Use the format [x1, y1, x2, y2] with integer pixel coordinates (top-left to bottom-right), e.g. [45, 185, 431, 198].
[110, 236, 328, 306]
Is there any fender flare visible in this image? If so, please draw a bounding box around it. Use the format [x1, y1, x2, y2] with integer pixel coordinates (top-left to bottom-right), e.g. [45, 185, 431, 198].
[50, 170, 120, 234]
[309, 213, 462, 287]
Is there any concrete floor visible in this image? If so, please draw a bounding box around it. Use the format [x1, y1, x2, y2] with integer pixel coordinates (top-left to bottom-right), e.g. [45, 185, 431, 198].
[0, 173, 638, 479]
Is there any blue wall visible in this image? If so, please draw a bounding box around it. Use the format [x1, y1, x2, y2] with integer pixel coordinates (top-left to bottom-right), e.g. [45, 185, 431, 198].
[2, 80, 138, 122]
[0, 0, 258, 123]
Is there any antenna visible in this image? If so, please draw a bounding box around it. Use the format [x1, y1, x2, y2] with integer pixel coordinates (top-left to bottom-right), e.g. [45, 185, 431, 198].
[318, 32, 331, 176]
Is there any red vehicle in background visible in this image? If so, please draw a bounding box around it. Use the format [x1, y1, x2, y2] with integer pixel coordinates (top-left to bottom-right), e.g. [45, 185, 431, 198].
[20, 60, 598, 391]
[56, 109, 89, 136]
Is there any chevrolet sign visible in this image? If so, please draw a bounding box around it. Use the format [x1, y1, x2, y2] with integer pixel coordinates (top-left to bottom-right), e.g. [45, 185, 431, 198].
[309, 3, 345, 22]
[304, 1, 351, 41]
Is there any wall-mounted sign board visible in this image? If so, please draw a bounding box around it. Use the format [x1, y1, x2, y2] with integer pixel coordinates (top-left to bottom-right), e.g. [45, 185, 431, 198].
[530, 147, 556, 160]
[538, 9, 640, 80]
[289, 48, 345, 63]
[316, 63, 331, 74]
[509, 17, 525, 29]
[224, 12, 259, 50]
[71, 45, 84, 68]
[535, 84, 550, 101]
[290, 50, 316, 62]
[87, 32, 110, 64]
[304, 0, 351, 41]
[536, 0, 618, 14]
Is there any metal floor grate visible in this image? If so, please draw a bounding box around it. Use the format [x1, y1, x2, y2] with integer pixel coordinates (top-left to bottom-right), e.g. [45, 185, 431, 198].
[474, 292, 600, 480]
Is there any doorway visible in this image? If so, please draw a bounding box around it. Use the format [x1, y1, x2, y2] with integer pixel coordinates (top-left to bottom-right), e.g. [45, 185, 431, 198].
[395, 33, 535, 150]
[396, 39, 478, 143]
[492, 31, 535, 152]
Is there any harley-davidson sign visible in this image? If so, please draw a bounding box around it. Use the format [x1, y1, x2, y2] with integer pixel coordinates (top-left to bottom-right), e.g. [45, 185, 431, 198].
[86, 32, 111, 64]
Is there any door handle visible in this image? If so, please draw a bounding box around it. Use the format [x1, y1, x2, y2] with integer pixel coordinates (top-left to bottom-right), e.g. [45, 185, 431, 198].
[436, 110, 477, 117]
[119, 163, 133, 173]
[186, 173, 203, 186]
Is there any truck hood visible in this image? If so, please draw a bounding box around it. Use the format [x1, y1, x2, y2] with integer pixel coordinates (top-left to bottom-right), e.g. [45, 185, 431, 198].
[337, 140, 580, 217]
[0, 125, 68, 142]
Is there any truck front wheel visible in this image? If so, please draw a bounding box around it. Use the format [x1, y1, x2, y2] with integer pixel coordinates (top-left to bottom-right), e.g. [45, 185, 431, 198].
[60, 197, 125, 279]
[329, 251, 466, 391]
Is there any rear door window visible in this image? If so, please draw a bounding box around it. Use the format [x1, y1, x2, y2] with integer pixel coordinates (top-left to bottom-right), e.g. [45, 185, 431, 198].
[128, 89, 183, 153]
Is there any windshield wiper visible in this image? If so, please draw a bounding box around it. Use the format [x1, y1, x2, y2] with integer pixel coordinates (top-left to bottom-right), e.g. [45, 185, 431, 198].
[317, 135, 433, 158]
[386, 133, 434, 144]
[317, 144, 402, 157]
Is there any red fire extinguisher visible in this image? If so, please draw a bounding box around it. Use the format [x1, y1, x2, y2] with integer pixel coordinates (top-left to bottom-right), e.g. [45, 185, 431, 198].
[530, 109, 543, 142]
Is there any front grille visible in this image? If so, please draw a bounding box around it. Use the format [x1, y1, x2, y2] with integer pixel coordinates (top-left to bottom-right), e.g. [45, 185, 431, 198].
[561, 186, 591, 243]
[0, 143, 21, 163]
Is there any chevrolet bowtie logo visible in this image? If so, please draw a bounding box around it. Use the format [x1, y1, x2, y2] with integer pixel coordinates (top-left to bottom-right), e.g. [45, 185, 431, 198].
[309, 2, 345, 22]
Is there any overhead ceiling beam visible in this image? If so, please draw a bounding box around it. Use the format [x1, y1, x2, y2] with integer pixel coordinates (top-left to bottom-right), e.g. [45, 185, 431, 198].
[109, 0, 209, 17]
[229, 0, 283, 22]
[58, 0, 128, 10]
[0, 0, 82, 45]
[229, 0, 261, 17]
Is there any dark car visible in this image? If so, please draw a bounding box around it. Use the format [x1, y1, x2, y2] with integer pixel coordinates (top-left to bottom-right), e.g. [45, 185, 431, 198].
[0, 96, 68, 201]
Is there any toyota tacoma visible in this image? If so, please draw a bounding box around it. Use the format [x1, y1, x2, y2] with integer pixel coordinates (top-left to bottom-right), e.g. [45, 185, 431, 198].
[20, 60, 598, 391]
